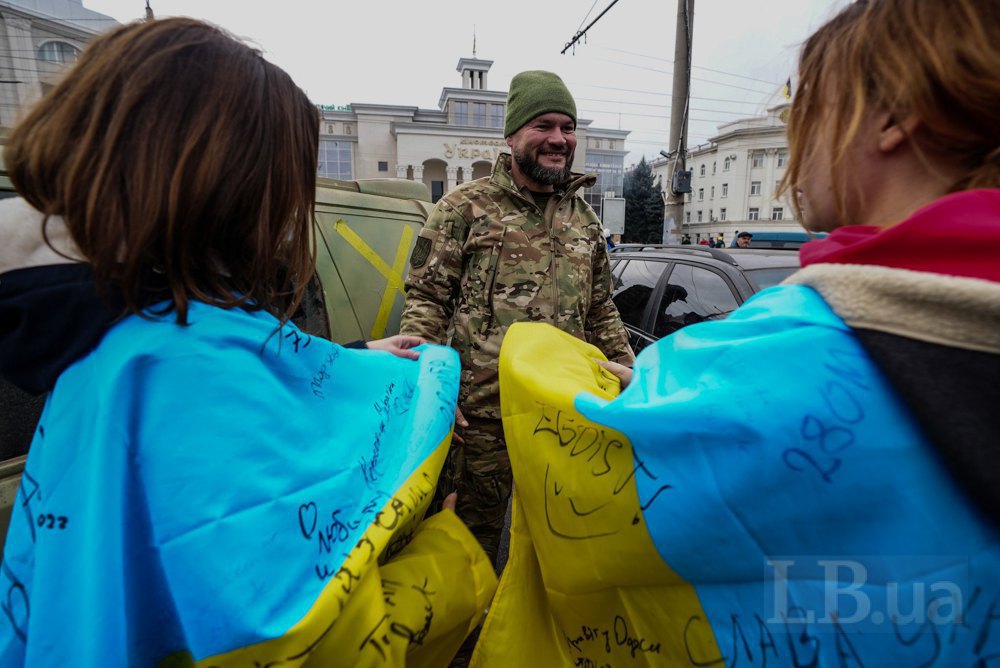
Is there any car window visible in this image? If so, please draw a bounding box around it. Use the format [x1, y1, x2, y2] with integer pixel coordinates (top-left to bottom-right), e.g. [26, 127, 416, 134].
[612, 259, 666, 329]
[653, 264, 739, 338]
[744, 266, 799, 290]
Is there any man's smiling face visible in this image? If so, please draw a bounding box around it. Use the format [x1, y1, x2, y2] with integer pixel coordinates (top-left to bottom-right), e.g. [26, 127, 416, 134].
[506, 112, 577, 191]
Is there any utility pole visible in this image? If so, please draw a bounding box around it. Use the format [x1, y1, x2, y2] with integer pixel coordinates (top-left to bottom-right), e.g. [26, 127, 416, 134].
[663, 0, 694, 243]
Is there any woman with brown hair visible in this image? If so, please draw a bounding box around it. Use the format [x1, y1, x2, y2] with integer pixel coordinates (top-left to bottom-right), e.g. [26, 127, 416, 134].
[0, 18, 494, 666]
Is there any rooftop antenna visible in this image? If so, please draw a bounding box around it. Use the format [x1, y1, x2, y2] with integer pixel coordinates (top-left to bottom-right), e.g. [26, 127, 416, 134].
[145, 0, 154, 20]
[473, 25, 477, 58]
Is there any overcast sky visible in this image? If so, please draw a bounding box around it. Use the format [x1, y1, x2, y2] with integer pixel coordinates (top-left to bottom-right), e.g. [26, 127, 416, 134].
[85, 0, 847, 165]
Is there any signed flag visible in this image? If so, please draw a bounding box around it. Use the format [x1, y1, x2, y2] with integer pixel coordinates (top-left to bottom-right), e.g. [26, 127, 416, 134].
[0, 303, 496, 666]
[474, 286, 999, 667]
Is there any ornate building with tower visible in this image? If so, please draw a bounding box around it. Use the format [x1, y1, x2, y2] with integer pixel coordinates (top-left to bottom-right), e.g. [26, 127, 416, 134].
[318, 56, 630, 214]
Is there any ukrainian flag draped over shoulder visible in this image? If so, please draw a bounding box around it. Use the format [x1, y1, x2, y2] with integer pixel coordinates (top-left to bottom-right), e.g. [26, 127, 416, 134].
[476, 285, 1000, 667]
[0, 303, 496, 667]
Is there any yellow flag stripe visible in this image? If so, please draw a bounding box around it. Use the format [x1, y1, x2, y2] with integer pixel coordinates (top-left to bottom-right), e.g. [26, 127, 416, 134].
[196, 435, 452, 666]
[371, 225, 414, 339]
[474, 322, 725, 666]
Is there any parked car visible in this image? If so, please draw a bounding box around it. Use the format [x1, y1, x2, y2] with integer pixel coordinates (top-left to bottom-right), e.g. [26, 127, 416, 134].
[609, 245, 801, 352]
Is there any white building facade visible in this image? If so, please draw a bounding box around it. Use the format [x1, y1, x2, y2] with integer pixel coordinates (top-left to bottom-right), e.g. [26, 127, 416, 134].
[652, 105, 800, 246]
[319, 57, 630, 215]
[0, 0, 116, 128]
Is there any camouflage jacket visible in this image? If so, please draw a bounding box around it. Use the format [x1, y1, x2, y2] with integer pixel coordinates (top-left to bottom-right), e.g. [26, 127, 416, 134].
[400, 152, 634, 419]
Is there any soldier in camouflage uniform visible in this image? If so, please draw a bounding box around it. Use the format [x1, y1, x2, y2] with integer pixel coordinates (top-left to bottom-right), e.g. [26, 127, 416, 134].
[400, 70, 634, 567]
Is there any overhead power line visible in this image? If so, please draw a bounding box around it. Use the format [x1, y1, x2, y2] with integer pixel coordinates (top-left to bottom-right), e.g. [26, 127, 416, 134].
[562, 0, 622, 55]
[593, 45, 784, 87]
[576, 0, 601, 32]
[577, 96, 763, 110]
[598, 58, 778, 95]
[580, 107, 744, 120]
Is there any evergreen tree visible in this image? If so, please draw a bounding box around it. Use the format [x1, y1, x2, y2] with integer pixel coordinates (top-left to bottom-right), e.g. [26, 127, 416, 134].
[622, 157, 665, 244]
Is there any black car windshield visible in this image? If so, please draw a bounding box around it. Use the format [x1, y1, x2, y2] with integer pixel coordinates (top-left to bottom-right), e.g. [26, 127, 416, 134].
[745, 266, 799, 289]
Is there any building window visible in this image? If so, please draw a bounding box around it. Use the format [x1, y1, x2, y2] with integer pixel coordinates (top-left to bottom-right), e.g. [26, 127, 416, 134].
[37, 41, 80, 64]
[724, 157, 731, 171]
[719, 208, 727, 221]
[491, 104, 504, 128]
[594, 139, 602, 149]
[721, 183, 728, 198]
[771, 207, 784, 220]
[712, 162, 717, 175]
[710, 186, 715, 199]
[750, 181, 762, 196]
[608, 141, 615, 150]
[326, 124, 334, 134]
[777, 151, 788, 167]
[473, 102, 487, 127]
[698, 188, 704, 201]
[751, 152, 764, 168]
[344, 124, 353, 135]
[699, 164, 706, 177]
[685, 211, 691, 223]
[431, 181, 445, 203]
[584, 153, 625, 219]
[697, 210, 703, 222]
[378, 161, 389, 172]
[748, 207, 760, 220]
[318, 140, 353, 180]
[454, 101, 468, 125]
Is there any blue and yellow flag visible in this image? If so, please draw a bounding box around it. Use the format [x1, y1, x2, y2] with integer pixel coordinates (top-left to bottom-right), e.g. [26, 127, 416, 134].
[475, 286, 999, 666]
[0, 303, 496, 666]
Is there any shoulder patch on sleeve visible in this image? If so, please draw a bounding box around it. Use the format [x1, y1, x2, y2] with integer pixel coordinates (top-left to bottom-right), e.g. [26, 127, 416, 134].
[410, 234, 433, 269]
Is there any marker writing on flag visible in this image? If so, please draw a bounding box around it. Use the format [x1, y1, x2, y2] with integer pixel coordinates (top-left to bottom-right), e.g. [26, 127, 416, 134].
[360, 577, 437, 659]
[532, 402, 672, 539]
[782, 348, 869, 483]
[678, 588, 1000, 668]
[310, 349, 340, 399]
[565, 615, 662, 661]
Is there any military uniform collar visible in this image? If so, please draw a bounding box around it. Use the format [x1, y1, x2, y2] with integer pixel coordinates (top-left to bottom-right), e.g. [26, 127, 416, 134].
[491, 153, 597, 199]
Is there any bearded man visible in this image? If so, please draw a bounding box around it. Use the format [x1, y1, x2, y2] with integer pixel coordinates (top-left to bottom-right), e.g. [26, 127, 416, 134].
[400, 70, 634, 567]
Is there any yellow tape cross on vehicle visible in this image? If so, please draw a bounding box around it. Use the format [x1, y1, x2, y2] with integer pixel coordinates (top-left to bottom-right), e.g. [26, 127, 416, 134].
[333, 219, 414, 339]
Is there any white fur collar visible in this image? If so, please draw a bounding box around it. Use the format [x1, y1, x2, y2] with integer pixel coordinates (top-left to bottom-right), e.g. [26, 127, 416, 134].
[0, 197, 83, 275]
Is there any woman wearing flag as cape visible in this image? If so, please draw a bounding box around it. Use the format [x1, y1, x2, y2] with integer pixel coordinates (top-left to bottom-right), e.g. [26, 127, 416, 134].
[0, 18, 495, 667]
[477, 0, 1000, 665]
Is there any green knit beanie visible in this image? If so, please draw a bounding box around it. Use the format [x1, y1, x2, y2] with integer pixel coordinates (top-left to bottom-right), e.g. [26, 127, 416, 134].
[504, 70, 577, 137]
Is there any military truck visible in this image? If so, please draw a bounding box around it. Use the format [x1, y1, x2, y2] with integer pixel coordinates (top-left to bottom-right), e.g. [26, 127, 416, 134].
[0, 173, 431, 551]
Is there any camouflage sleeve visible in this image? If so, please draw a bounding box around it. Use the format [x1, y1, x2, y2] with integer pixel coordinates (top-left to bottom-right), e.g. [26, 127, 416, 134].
[584, 222, 636, 366]
[399, 199, 466, 344]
